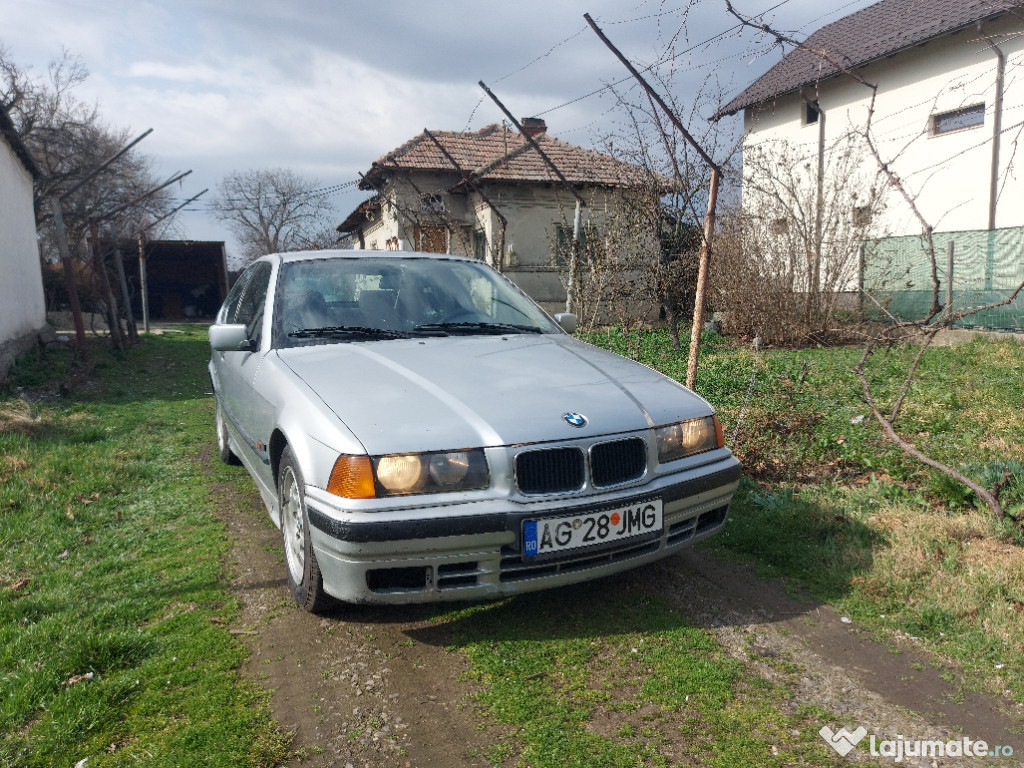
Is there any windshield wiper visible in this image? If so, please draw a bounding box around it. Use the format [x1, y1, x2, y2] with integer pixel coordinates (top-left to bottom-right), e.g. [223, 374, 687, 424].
[413, 321, 543, 335]
[288, 325, 410, 340]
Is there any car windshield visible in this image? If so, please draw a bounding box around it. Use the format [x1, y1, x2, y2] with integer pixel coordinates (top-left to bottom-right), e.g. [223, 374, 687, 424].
[274, 255, 560, 347]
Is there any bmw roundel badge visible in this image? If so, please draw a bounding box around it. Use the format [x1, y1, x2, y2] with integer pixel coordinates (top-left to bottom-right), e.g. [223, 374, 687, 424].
[563, 412, 588, 428]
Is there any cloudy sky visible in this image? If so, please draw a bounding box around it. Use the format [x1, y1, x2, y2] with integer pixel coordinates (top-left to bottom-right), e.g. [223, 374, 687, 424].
[1, 0, 877, 262]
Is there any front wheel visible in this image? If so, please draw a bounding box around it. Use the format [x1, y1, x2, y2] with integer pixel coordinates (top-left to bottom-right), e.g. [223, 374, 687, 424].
[278, 446, 333, 613]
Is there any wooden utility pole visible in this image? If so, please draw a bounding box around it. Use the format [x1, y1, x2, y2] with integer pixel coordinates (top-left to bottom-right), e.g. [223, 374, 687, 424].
[584, 13, 722, 390]
[48, 196, 88, 361]
[89, 221, 125, 350]
[112, 243, 139, 344]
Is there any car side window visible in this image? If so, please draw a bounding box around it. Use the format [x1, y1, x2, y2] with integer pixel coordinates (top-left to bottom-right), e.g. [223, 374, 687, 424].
[233, 262, 272, 346]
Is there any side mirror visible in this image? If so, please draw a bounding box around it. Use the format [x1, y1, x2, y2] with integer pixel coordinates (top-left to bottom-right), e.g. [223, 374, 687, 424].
[209, 324, 254, 352]
[554, 313, 578, 334]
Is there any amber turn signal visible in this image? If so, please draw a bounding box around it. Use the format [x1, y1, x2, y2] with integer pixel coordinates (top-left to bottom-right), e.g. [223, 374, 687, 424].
[327, 455, 376, 499]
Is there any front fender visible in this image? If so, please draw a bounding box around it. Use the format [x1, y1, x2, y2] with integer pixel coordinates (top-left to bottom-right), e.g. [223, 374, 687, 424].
[257, 352, 368, 493]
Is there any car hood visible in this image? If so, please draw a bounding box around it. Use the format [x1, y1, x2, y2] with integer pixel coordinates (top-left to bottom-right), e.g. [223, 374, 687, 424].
[276, 335, 711, 455]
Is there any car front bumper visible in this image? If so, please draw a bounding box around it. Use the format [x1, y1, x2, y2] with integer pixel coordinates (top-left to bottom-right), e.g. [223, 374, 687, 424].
[305, 455, 741, 604]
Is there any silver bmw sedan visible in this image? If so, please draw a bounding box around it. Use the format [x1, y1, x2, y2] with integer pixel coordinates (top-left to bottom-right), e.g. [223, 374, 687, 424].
[209, 250, 740, 611]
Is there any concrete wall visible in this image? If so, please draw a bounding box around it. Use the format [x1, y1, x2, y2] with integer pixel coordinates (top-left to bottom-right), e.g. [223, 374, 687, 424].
[741, 13, 1024, 238]
[0, 134, 46, 380]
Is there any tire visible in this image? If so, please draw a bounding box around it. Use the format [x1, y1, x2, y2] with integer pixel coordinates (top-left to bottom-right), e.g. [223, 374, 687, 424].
[278, 446, 333, 613]
[215, 401, 242, 465]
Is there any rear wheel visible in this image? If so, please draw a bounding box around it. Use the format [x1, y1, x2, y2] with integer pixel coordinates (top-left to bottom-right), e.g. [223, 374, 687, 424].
[216, 402, 241, 465]
[279, 446, 333, 612]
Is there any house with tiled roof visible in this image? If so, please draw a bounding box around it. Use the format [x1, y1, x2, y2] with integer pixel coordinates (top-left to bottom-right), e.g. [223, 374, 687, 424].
[0, 103, 47, 380]
[717, 0, 1024, 318]
[338, 119, 660, 311]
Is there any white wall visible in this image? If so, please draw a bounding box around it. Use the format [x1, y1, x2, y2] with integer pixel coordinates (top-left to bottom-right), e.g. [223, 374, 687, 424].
[742, 13, 1024, 238]
[0, 135, 46, 378]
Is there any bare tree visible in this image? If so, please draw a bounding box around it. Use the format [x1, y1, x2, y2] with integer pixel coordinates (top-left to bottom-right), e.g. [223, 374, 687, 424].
[211, 168, 339, 263]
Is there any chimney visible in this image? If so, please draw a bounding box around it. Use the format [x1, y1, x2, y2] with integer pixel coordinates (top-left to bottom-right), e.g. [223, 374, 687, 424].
[520, 117, 547, 138]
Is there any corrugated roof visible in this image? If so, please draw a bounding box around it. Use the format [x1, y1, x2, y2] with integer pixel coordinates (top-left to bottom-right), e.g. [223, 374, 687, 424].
[359, 123, 651, 189]
[715, 0, 1022, 118]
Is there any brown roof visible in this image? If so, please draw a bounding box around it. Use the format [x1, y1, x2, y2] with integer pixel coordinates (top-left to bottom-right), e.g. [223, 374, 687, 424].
[359, 123, 651, 190]
[715, 0, 1023, 118]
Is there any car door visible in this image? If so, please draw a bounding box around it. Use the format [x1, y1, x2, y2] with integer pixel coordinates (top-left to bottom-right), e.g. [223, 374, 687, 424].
[214, 261, 273, 473]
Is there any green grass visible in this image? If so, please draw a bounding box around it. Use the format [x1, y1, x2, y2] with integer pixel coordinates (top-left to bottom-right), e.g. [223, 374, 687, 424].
[0, 329, 289, 767]
[588, 327, 1024, 702]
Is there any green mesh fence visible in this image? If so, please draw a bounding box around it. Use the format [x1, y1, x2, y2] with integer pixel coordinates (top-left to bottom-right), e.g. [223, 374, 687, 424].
[862, 227, 1024, 331]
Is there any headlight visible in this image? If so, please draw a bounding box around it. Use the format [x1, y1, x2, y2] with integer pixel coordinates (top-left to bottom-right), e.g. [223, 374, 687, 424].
[375, 449, 488, 496]
[328, 449, 490, 499]
[655, 416, 723, 463]
[428, 451, 471, 485]
[376, 454, 427, 493]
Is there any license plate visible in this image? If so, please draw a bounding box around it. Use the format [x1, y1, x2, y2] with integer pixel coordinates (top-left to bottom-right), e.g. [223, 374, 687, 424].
[523, 499, 662, 557]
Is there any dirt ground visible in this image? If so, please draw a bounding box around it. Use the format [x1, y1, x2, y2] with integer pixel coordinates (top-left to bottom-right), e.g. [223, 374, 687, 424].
[215, 468, 1024, 767]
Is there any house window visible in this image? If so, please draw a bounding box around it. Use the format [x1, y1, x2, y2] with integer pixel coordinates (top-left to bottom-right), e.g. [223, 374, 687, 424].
[852, 206, 872, 228]
[419, 193, 445, 214]
[932, 104, 985, 135]
[770, 218, 789, 236]
[804, 100, 820, 125]
[473, 229, 488, 260]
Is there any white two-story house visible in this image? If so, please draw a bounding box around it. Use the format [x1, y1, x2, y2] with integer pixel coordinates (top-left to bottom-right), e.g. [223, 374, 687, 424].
[717, 0, 1024, 326]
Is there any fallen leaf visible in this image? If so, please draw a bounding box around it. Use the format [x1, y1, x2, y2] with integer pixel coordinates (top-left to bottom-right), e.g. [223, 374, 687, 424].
[9, 578, 30, 591]
[57, 550, 69, 560]
[65, 672, 94, 686]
